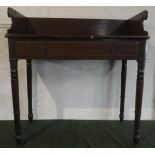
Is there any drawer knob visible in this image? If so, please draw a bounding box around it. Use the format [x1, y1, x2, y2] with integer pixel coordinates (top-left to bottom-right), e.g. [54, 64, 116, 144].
[42, 47, 47, 55]
[110, 49, 114, 56]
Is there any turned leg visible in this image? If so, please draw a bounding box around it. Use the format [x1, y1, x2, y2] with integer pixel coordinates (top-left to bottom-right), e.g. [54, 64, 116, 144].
[119, 60, 127, 122]
[133, 59, 145, 144]
[10, 58, 22, 144]
[26, 59, 33, 122]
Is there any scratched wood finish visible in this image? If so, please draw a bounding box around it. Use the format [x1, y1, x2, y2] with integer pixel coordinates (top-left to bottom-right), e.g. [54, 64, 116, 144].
[5, 7, 149, 145]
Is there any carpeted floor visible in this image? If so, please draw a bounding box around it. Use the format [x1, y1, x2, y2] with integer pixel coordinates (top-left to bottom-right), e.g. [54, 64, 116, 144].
[0, 120, 155, 148]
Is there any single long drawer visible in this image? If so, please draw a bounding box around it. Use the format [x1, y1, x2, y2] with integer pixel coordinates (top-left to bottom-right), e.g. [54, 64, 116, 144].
[15, 40, 140, 59]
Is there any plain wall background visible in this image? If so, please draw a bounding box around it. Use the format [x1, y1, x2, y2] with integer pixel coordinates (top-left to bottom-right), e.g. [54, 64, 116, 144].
[0, 6, 155, 120]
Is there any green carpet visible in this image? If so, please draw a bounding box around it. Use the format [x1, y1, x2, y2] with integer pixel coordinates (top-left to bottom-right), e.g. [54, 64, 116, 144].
[0, 120, 155, 148]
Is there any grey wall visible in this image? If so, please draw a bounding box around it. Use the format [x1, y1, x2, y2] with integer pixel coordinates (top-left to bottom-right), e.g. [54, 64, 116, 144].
[0, 6, 155, 120]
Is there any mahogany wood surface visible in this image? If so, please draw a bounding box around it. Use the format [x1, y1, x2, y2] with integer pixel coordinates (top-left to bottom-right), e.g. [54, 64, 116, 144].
[5, 7, 149, 145]
[15, 40, 140, 59]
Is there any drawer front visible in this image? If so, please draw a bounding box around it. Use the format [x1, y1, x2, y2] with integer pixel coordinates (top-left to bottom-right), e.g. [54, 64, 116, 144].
[15, 40, 140, 59]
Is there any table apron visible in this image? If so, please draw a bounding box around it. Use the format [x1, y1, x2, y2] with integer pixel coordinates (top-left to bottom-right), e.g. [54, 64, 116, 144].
[14, 40, 141, 60]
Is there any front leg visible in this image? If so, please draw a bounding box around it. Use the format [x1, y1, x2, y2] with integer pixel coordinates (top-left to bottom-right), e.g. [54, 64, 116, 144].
[133, 59, 145, 144]
[119, 60, 127, 121]
[10, 58, 22, 144]
[26, 59, 33, 122]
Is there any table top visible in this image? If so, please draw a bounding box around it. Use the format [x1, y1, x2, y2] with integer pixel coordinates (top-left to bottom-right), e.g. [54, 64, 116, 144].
[6, 7, 149, 40]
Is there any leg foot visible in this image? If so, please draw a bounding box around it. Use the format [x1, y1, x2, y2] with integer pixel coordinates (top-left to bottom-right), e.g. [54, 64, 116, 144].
[119, 114, 124, 122]
[28, 113, 33, 122]
[133, 133, 140, 144]
[16, 135, 22, 144]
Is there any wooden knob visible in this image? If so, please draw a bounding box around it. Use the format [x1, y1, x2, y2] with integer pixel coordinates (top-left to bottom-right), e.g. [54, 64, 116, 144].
[110, 49, 114, 56]
[42, 47, 47, 55]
